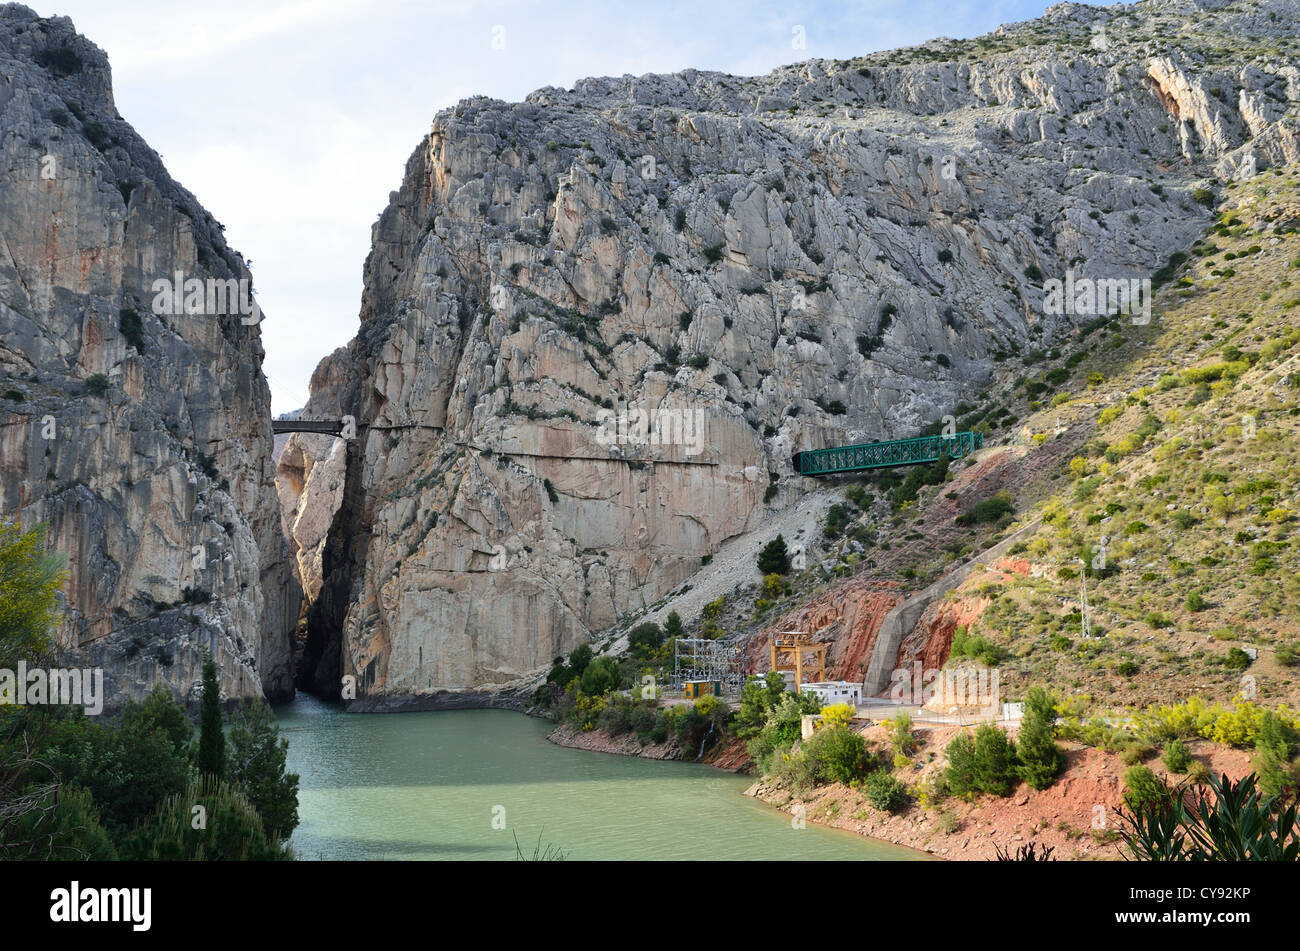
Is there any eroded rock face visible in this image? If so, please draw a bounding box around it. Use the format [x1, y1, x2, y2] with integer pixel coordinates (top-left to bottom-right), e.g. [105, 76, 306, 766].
[0, 6, 298, 708]
[284, 0, 1300, 703]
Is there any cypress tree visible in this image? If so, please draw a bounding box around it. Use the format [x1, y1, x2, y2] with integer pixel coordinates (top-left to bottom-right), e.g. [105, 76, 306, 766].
[1016, 686, 1067, 790]
[197, 648, 225, 779]
[229, 700, 300, 840]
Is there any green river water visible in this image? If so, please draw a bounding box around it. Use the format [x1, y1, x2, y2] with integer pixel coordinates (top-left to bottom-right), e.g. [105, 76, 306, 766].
[275, 693, 927, 861]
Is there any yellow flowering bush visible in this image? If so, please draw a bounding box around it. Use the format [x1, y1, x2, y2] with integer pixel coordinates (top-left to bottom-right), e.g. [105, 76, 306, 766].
[820, 703, 854, 728]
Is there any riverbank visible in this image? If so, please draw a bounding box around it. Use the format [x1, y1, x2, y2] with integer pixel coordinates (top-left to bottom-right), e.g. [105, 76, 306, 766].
[547, 722, 752, 771]
[743, 723, 1256, 860]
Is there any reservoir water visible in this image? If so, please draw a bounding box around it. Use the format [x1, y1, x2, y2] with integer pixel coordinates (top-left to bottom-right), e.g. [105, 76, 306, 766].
[275, 693, 927, 861]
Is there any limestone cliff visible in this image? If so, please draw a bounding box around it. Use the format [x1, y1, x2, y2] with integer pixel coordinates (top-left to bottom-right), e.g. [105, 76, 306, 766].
[283, 0, 1300, 703]
[0, 5, 298, 707]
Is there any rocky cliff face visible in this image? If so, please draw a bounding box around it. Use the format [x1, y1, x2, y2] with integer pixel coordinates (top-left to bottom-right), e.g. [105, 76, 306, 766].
[283, 0, 1300, 703]
[0, 5, 298, 707]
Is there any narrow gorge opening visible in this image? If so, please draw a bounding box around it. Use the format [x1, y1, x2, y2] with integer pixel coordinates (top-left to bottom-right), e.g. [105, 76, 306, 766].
[276, 428, 366, 700]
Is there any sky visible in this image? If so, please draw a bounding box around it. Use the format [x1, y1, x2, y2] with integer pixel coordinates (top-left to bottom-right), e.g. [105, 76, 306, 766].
[42, 0, 1092, 414]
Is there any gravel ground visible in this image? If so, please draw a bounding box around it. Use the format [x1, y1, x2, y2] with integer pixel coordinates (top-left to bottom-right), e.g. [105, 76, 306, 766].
[601, 479, 844, 652]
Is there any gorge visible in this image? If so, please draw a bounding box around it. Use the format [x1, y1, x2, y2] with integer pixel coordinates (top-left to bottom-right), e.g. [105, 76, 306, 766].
[2, 0, 1298, 720]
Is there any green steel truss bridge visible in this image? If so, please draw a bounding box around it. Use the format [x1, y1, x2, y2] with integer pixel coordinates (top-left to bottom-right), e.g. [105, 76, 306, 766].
[792, 430, 984, 477]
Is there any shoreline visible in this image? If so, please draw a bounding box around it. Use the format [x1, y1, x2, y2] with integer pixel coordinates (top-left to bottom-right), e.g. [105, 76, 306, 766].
[317, 699, 1260, 861]
[545, 719, 1258, 860]
[545, 721, 752, 770]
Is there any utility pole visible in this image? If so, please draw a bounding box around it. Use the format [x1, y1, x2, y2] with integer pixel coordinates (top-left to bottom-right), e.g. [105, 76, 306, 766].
[1078, 558, 1092, 639]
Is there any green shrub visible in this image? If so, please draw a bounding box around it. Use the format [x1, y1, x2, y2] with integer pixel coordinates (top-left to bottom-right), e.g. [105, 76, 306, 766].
[1224, 647, 1251, 671]
[579, 656, 622, 696]
[864, 769, 909, 813]
[627, 622, 663, 658]
[735, 672, 787, 739]
[944, 732, 977, 798]
[12, 783, 118, 860]
[119, 308, 146, 353]
[631, 703, 657, 740]
[955, 491, 1013, 526]
[845, 485, 871, 508]
[648, 713, 669, 743]
[1121, 741, 1153, 766]
[1122, 765, 1174, 813]
[749, 691, 820, 775]
[1255, 711, 1300, 798]
[568, 644, 593, 677]
[771, 748, 818, 797]
[36, 44, 84, 75]
[823, 503, 852, 538]
[948, 629, 1005, 666]
[804, 724, 870, 785]
[890, 712, 916, 758]
[1163, 738, 1193, 774]
[81, 119, 111, 150]
[946, 725, 1015, 799]
[124, 776, 290, 860]
[596, 696, 632, 735]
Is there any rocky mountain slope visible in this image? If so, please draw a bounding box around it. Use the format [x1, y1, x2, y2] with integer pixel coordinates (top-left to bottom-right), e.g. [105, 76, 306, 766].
[706, 164, 1299, 717]
[0, 5, 298, 707]
[283, 0, 1300, 704]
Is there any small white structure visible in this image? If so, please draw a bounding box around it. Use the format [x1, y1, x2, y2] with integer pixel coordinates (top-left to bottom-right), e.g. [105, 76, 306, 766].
[801, 681, 862, 706]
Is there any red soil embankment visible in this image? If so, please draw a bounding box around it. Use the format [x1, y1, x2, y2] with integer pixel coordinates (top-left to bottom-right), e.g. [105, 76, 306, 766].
[746, 724, 1257, 860]
[898, 558, 1030, 670]
[748, 578, 903, 680]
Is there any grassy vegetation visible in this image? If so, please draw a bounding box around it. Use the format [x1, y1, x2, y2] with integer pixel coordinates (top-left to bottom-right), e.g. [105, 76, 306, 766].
[938, 168, 1300, 713]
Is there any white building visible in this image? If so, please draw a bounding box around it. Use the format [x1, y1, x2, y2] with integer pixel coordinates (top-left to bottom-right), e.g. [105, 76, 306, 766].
[801, 681, 862, 706]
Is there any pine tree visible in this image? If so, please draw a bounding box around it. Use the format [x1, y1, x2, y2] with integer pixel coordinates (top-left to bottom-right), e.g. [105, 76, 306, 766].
[664, 610, 683, 641]
[944, 731, 978, 799]
[756, 534, 790, 575]
[229, 700, 300, 840]
[1016, 686, 1066, 790]
[972, 724, 1015, 797]
[197, 649, 225, 779]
